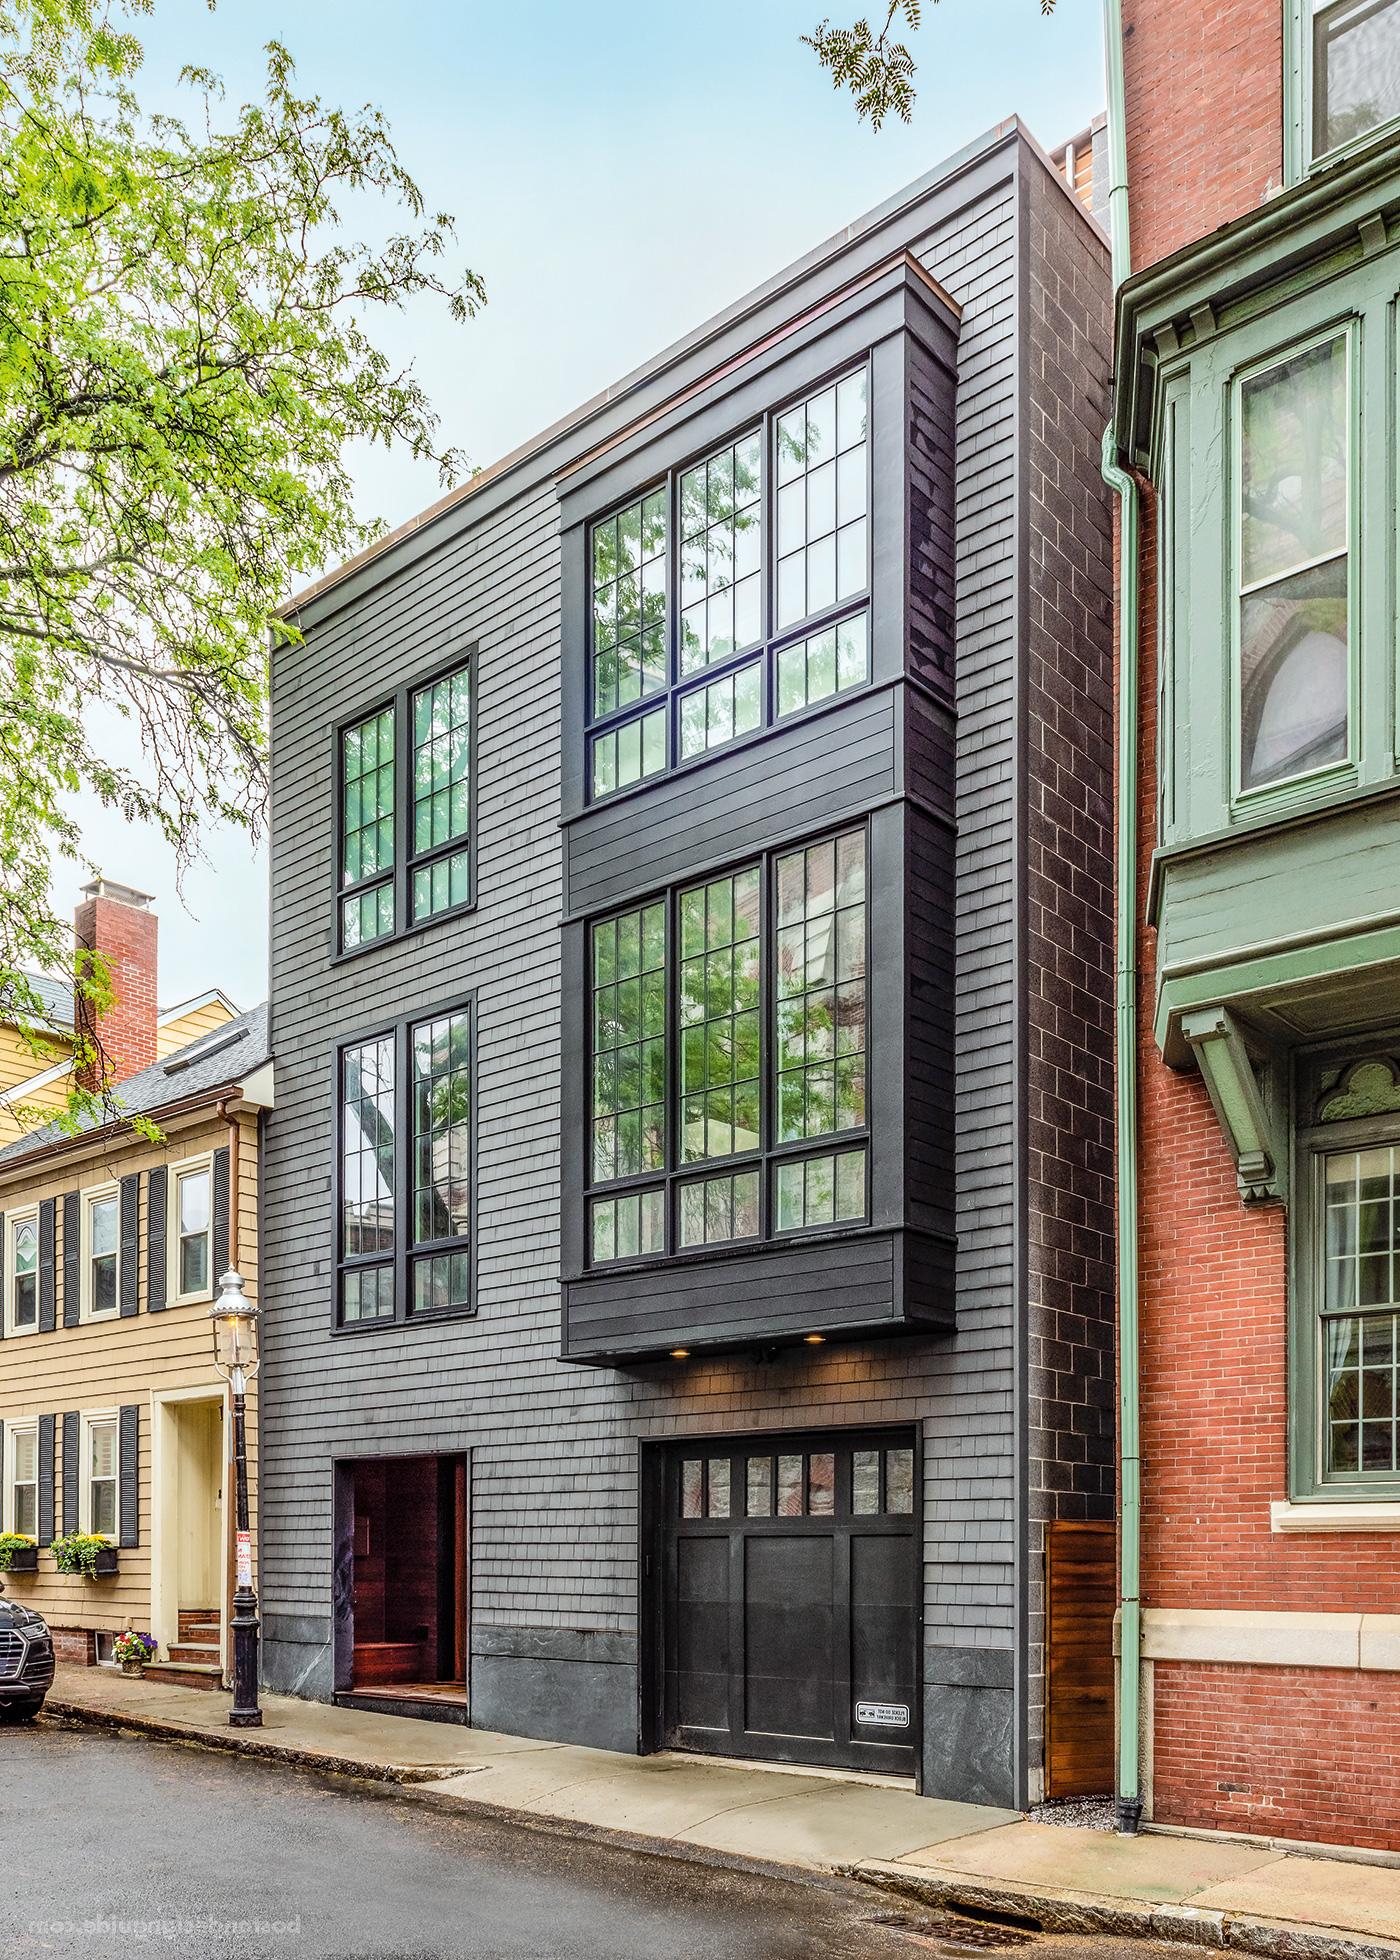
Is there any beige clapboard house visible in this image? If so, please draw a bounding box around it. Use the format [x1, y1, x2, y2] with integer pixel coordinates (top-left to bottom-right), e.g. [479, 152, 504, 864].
[0, 882, 270, 1679]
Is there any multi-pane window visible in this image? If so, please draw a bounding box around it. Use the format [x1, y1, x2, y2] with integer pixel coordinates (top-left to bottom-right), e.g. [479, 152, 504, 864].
[775, 831, 868, 1141]
[86, 1192, 118, 1317]
[591, 903, 667, 1184]
[341, 707, 396, 949]
[678, 659, 762, 762]
[8, 1426, 37, 1539]
[173, 1164, 212, 1299]
[587, 827, 869, 1266]
[411, 669, 472, 923]
[337, 659, 474, 953]
[776, 613, 870, 719]
[411, 1010, 472, 1316]
[1311, 0, 1400, 159]
[9, 1209, 37, 1332]
[1236, 333, 1350, 796]
[340, 1034, 397, 1324]
[86, 1416, 118, 1538]
[592, 490, 668, 719]
[679, 432, 763, 674]
[585, 365, 872, 805]
[776, 371, 869, 632]
[679, 868, 761, 1164]
[1323, 1144, 1400, 1475]
[337, 1007, 473, 1328]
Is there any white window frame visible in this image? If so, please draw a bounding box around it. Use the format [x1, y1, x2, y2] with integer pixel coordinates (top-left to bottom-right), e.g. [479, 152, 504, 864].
[167, 1152, 215, 1306]
[1286, 0, 1400, 180]
[3, 1202, 40, 1339]
[80, 1181, 121, 1323]
[79, 1408, 120, 1542]
[4, 1419, 39, 1541]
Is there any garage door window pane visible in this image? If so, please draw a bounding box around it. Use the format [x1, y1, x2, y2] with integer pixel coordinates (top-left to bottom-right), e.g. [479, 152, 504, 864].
[885, 1449, 914, 1514]
[852, 1450, 880, 1515]
[777, 1454, 803, 1517]
[707, 1459, 731, 1519]
[746, 1457, 772, 1516]
[681, 1459, 704, 1519]
[807, 1453, 835, 1514]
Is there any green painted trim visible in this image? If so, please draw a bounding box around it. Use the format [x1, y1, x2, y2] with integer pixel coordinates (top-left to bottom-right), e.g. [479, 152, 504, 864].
[1182, 1006, 1285, 1200]
[1284, 0, 1306, 188]
[1226, 320, 1361, 814]
[1290, 1085, 1400, 1503]
[1156, 921, 1400, 1056]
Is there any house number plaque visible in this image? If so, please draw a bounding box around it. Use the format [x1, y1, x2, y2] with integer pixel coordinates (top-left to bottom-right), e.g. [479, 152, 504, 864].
[855, 1701, 910, 1729]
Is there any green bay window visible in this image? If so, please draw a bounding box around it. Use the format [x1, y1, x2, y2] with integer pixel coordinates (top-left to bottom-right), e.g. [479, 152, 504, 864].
[1235, 330, 1351, 799]
[336, 655, 474, 954]
[337, 1003, 473, 1328]
[586, 826, 869, 1267]
[586, 366, 871, 805]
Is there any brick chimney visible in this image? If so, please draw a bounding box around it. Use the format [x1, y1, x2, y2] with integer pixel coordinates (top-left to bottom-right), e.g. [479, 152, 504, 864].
[73, 878, 158, 1088]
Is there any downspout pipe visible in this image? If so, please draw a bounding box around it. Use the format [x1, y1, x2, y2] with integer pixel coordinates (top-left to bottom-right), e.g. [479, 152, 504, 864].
[1100, 0, 1145, 1837]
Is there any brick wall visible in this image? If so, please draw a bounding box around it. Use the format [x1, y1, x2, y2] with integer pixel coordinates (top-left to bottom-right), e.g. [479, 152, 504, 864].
[1153, 1662, 1400, 1851]
[1121, 0, 1284, 273]
[50, 1626, 96, 1665]
[73, 887, 158, 1086]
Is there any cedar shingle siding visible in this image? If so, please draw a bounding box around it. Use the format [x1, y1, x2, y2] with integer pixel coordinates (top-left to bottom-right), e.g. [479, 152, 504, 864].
[262, 124, 1113, 1806]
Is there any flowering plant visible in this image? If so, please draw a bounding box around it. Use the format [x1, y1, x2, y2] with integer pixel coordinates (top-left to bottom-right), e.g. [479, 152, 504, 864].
[50, 1532, 110, 1576]
[0, 1533, 36, 1570]
[113, 1630, 158, 1668]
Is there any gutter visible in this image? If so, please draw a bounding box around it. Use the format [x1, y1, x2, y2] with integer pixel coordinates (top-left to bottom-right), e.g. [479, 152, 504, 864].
[1101, 0, 1145, 1836]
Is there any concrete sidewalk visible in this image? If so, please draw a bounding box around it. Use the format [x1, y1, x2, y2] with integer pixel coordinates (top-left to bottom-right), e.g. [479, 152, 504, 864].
[45, 1666, 1400, 1956]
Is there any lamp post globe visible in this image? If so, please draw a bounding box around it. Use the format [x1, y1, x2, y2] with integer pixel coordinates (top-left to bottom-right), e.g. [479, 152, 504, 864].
[209, 1268, 262, 1729]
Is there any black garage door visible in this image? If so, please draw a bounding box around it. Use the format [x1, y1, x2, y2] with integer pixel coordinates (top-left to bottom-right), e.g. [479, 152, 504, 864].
[659, 1429, 918, 1775]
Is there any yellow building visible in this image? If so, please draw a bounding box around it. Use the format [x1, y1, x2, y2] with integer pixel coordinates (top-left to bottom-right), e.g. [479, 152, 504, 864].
[0, 1002, 271, 1679]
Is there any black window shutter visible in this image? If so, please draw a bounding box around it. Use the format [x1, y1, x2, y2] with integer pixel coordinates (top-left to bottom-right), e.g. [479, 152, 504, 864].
[61, 1410, 79, 1535]
[61, 1191, 80, 1327]
[118, 1173, 139, 1316]
[118, 1405, 139, 1548]
[38, 1198, 55, 1332]
[37, 1415, 55, 1545]
[213, 1145, 231, 1278]
[147, 1167, 168, 1312]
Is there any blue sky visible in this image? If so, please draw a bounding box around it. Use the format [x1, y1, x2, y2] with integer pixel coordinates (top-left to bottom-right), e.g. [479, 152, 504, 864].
[60, 0, 1106, 1008]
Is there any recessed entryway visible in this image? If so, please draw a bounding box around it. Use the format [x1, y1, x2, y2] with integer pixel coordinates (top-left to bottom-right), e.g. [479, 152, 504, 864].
[333, 1453, 468, 1721]
[151, 1389, 226, 1685]
[648, 1428, 919, 1777]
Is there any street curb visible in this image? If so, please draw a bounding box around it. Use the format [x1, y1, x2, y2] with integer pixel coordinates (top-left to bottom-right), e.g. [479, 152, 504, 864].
[43, 1697, 461, 1785]
[848, 1860, 1400, 1960]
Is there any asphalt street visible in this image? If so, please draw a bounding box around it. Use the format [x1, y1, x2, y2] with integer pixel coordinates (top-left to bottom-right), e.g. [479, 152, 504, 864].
[3, 1719, 1186, 1960]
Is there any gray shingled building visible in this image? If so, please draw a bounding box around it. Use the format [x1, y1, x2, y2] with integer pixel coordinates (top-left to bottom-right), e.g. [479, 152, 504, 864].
[260, 118, 1114, 1809]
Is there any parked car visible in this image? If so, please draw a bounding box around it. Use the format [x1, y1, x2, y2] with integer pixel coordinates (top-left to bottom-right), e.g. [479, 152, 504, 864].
[0, 1581, 55, 1721]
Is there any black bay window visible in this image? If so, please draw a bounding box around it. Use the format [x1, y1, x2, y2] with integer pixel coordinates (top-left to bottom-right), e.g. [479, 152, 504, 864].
[335, 655, 474, 954]
[585, 366, 872, 805]
[336, 1002, 473, 1328]
[587, 825, 869, 1267]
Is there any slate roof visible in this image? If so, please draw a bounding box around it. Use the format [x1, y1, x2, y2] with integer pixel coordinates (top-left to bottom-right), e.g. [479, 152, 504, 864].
[5, 971, 75, 1031]
[0, 1002, 269, 1166]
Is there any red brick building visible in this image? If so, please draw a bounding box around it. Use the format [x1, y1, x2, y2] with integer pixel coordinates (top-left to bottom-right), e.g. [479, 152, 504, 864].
[1112, 0, 1400, 1850]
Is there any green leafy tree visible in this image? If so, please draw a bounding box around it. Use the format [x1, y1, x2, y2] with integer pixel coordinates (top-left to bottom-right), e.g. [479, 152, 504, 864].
[0, 0, 480, 1113]
[806, 0, 1057, 129]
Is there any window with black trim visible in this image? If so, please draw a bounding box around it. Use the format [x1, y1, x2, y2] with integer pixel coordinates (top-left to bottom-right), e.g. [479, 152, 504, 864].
[585, 365, 871, 804]
[336, 655, 474, 954]
[587, 825, 869, 1267]
[336, 1003, 473, 1327]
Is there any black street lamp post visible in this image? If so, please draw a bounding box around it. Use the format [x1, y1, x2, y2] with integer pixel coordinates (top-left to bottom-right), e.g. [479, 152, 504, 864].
[210, 1268, 262, 1729]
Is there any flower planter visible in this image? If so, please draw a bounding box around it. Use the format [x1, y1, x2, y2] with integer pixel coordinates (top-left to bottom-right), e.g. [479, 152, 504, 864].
[91, 1547, 119, 1578]
[120, 1659, 147, 1678]
[1, 1546, 38, 1574]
